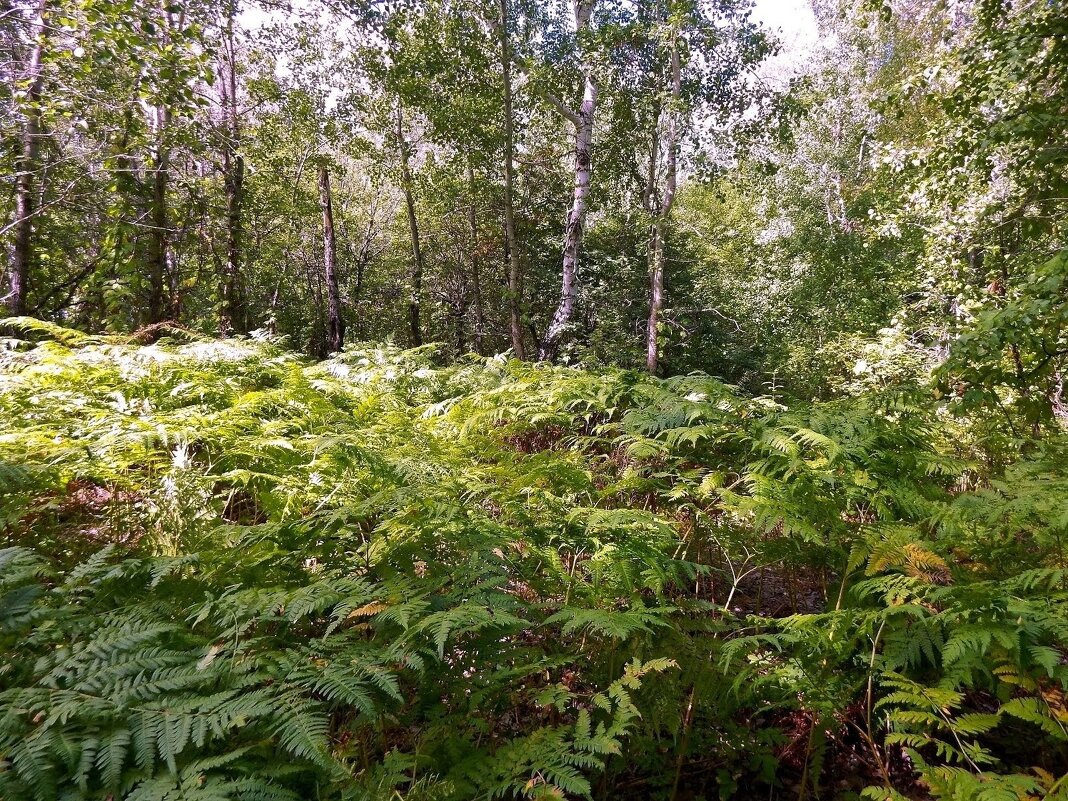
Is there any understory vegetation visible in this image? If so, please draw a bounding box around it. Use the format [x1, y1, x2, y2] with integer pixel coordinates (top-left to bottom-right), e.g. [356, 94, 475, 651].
[4, 0, 1068, 796]
[1, 320, 1067, 800]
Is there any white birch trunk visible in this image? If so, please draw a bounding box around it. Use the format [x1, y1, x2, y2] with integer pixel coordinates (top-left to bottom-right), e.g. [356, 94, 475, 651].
[538, 0, 598, 361]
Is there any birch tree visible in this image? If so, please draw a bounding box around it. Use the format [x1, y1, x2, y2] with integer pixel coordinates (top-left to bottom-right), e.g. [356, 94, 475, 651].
[637, 0, 772, 373]
[538, 0, 598, 361]
[644, 34, 680, 374]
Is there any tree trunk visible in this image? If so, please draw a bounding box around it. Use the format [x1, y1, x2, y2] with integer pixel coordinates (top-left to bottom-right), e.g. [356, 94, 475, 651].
[304, 252, 327, 358]
[350, 192, 380, 340]
[318, 165, 344, 353]
[221, 154, 244, 333]
[646, 40, 680, 375]
[453, 298, 468, 355]
[467, 157, 486, 354]
[8, 0, 48, 315]
[498, 0, 525, 358]
[145, 1, 185, 326]
[147, 124, 170, 324]
[539, 0, 598, 361]
[646, 220, 667, 374]
[218, 5, 244, 335]
[396, 106, 424, 347]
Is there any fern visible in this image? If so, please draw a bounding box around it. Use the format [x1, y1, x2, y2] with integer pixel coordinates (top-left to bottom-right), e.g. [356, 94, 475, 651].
[3, 325, 1068, 799]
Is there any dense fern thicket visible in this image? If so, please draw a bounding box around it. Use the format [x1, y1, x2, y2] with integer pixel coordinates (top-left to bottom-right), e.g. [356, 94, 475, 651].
[1, 321, 1067, 800]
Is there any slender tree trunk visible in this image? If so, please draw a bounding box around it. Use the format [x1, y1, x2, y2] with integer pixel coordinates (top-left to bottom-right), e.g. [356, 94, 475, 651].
[147, 121, 170, 324]
[642, 126, 659, 355]
[8, 0, 48, 315]
[466, 157, 486, 354]
[396, 106, 424, 346]
[268, 265, 284, 335]
[646, 221, 666, 374]
[498, 0, 525, 358]
[221, 155, 244, 333]
[318, 165, 344, 353]
[218, 5, 244, 335]
[351, 192, 379, 339]
[539, 0, 598, 361]
[94, 100, 144, 331]
[304, 252, 327, 358]
[145, 2, 185, 325]
[453, 298, 467, 355]
[646, 42, 680, 375]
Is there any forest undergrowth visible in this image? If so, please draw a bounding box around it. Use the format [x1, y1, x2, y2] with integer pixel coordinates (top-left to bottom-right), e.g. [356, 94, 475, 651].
[1, 318, 1067, 801]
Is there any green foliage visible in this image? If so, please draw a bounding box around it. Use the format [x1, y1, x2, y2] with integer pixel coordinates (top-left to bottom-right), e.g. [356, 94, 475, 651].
[5, 0, 1068, 796]
[0, 328, 694, 799]
[2, 324, 1067, 799]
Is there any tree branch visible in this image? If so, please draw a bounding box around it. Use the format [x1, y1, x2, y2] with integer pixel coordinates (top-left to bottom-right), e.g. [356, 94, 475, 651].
[539, 87, 581, 127]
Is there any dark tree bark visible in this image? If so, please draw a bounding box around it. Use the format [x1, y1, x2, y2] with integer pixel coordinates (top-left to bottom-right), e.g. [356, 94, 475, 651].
[466, 157, 486, 354]
[146, 124, 170, 324]
[218, 4, 245, 335]
[453, 296, 468, 355]
[8, 0, 48, 315]
[498, 0, 525, 358]
[318, 165, 344, 353]
[349, 193, 379, 339]
[396, 106, 424, 346]
[144, 1, 187, 325]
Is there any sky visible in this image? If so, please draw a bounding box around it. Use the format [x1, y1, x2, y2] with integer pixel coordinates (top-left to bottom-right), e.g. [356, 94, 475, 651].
[751, 0, 821, 78]
[244, 0, 823, 55]
[241, 0, 826, 87]
[753, 0, 819, 46]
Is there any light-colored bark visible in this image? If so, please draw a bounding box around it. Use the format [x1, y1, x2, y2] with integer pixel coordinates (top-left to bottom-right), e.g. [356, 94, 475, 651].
[646, 40, 680, 375]
[538, 0, 598, 361]
[8, 0, 48, 315]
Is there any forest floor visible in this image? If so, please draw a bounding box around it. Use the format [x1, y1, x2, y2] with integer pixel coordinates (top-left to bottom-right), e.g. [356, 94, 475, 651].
[1, 321, 1066, 801]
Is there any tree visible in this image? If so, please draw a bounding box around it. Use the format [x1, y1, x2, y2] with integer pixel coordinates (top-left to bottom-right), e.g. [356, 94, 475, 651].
[538, 0, 598, 361]
[142, 2, 193, 325]
[217, 0, 245, 335]
[395, 104, 425, 347]
[498, 0, 526, 357]
[318, 163, 344, 352]
[888, 0, 1068, 432]
[643, 28, 679, 374]
[7, 0, 48, 315]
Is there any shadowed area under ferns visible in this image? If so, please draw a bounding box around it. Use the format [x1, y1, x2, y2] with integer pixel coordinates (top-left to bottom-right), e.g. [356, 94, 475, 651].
[1, 322, 1067, 800]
